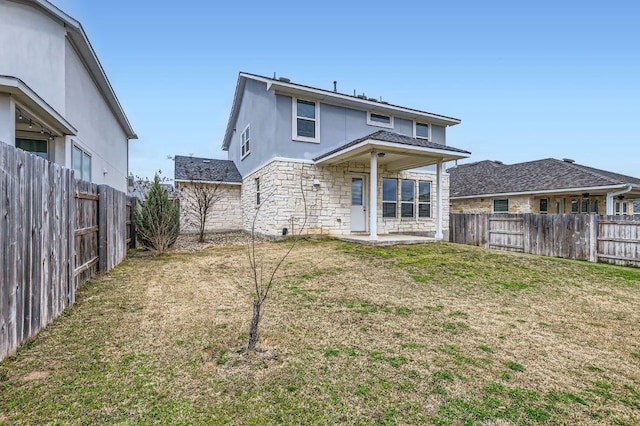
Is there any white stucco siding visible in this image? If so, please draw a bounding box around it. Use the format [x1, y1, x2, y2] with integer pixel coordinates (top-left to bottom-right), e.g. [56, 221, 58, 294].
[64, 39, 129, 191]
[0, 1, 67, 113]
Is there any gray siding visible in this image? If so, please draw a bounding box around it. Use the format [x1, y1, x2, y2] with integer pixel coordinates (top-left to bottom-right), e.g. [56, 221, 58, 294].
[229, 83, 448, 177]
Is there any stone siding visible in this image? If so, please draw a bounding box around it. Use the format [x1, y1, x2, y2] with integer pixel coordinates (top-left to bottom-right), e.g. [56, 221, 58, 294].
[241, 160, 449, 238]
[176, 182, 242, 233]
[451, 194, 619, 215]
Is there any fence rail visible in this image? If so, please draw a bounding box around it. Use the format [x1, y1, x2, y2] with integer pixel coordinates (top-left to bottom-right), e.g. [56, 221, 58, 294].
[1, 142, 136, 360]
[450, 213, 640, 267]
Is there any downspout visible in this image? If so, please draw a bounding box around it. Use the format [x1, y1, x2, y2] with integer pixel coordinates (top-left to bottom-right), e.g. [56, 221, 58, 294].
[605, 185, 633, 215]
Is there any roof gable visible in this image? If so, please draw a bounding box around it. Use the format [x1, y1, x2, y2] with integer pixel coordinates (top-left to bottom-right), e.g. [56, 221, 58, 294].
[449, 158, 640, 198]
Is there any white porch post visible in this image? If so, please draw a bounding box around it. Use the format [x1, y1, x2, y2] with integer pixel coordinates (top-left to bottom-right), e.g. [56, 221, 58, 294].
[0, 94, 16, 146]
[435, 160, 444, 240]
[606, 193, 614, 215]
[370, 151, 378, 242]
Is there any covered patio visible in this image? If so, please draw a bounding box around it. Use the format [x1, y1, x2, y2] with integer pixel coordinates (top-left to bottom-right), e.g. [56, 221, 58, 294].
[314, 130, 471, 242]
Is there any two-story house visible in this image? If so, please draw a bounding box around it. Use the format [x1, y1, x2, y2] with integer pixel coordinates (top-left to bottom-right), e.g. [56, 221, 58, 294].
[178, 72, 471, 241]
[0, 0, 136, 192]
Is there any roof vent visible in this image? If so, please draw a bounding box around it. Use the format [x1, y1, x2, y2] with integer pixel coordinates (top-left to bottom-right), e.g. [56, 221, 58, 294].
[367, 97, 377, 102]
[356, 95, 367, 99]
[562, 158, 575, 164]
[278, 77, 291, 83]
[494, 161, 503, 165]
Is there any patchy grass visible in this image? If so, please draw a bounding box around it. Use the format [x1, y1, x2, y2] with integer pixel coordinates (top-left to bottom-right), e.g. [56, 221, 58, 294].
[1, 240, 639, 424]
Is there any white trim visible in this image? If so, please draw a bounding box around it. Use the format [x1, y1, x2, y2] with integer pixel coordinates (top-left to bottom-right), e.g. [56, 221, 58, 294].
[435, 161, 443, 239]
[451, 184, 639, 200]
[369, 153, 378, 241]
[240, 123, 251, 159]
[315, 139, 471, 164]
[413, 120, 431, 141]
[240, 73, 461, 126]
[367, 112, 394, 129]
[292, 97, 320, 143]
[174, 179, 242, 186]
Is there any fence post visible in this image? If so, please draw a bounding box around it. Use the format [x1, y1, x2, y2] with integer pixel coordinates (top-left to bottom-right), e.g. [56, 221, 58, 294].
[588, 214, 598, 262]
[98, 185, 109, 273]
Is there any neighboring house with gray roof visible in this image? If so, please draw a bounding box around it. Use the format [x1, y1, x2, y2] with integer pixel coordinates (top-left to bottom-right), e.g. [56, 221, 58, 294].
[175, 72, 471, 239]
[448, 158, 640, 215]
[173, 155, 243, 233]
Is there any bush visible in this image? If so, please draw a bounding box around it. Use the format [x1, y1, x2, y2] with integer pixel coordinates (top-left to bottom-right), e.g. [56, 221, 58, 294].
[134, 175, 180, 254]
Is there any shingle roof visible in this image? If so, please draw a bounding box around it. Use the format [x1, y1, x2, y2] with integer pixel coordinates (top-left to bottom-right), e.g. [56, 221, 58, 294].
[448, 158, 640, 198]
[313, 130, 471, 161]
[174, 156, 242, 183]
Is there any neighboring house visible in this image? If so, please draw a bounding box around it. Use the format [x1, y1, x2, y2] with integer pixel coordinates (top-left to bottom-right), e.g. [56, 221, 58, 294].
[187, 72, 470, 241]
[0, 0, 136, 192]
[635, 201, 640, 216]
[449, 158, 640, 215]
[173, 155, 243, 233]
[127, 181, 179, 201]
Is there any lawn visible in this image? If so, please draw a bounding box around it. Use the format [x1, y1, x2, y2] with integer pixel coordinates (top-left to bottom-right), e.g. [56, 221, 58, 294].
[1, 238, 639, 425]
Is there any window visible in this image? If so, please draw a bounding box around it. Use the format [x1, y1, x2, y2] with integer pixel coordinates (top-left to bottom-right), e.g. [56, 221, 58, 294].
[255, 178, 260, 205]
[571, 199, 579, 213]
[590, 199, 598, 214]
[382, 178, 397, 218]
[72, 145, 91, 181]
[367, 112, 394, 129]
[293, 98, 319, 142]
[16, 138, 48, 160]
[418, 181, 431, 218]
[493, 199, 509, 213]
[539, 198, 548, 214]
[401, 180, 415, 218]
[615, 201, 628, 216]
[241, 124, 250, 159]
[414, 122, 430, 140]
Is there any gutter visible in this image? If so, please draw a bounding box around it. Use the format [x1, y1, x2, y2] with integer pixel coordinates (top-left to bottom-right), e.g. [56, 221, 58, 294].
[605, 185, 634, 215]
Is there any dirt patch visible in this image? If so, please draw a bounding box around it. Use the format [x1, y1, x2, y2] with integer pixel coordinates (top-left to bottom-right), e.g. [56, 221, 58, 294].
[170, 231, 264, 253]
[22, 371, 50, 381]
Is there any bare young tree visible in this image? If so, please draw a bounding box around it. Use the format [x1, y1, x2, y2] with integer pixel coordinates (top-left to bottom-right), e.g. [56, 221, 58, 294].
[245, 168, 308, 353]
[176, 160, 232, 243]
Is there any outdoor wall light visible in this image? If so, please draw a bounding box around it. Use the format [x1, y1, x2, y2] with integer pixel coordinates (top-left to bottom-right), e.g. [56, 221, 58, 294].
[377, 152, 386, 158]
[581, 193, 590, 198]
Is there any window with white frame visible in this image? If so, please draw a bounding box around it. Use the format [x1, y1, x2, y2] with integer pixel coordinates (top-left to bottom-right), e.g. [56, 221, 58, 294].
[367, 112, 394, 129]
[72, 145, 91, 181]
[241, 124, 250, 158]
[16, 138, 48, 160]
[382, 178, 397, 218]
[493, 199, 509, 213]
[293, 98, 319, 142]
[414, 122, 430, 140]
[539, 198, 548, 214]
[401, 180, 415, 218]
[615, 200, 628, 215]
[571, 199, 579, 213]
[418, 181, 431, 218]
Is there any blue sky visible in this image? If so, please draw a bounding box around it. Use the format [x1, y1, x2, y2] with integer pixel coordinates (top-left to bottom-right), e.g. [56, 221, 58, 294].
[53, 0, 640, 180]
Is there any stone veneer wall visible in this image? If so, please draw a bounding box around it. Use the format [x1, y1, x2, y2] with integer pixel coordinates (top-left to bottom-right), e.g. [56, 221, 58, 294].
[241, 160, 449, 238]
[176, 182, 243, 233]
[451, 195, 616, 215]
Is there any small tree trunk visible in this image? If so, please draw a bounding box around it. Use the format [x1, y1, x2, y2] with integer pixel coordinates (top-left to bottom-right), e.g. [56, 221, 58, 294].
[198, 225, 205, 243]
[247, 299, 261, 352]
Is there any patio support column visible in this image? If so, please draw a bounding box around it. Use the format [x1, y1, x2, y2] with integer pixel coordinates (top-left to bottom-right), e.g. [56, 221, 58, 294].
[370, 151, 378, 242]
[0, 94, 16, 146]
[435, 160, 444, 240]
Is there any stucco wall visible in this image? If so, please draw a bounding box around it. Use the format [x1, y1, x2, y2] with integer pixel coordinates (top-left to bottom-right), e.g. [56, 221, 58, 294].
[176, 182, 242, 233]
[64, 39, 129, 191]
[241, 160, 449, 238]
[0, 1, 67, 113]
[229, 79, 448, 177]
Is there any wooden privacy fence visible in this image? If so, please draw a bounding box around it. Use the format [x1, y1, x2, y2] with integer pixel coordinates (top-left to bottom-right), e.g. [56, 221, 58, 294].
[450, 213, 640, 267]
[0, 142, 136, 361]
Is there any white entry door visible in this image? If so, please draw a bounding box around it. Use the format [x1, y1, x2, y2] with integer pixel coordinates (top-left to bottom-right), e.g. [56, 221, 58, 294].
[351, 176, 367, 232]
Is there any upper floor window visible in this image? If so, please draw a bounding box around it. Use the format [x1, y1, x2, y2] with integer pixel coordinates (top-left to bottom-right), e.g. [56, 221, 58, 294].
[241, 124, 251, 159]
[72, 145, 91, 181]
[414, 122, 430, 140]
[367, 112, 394, 129]
[493, 199, 509, 213]
[293, 98, 319, 143]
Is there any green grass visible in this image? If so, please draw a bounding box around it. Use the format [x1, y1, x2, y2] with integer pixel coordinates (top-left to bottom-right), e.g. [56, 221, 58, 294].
[1, 240, 639, 425]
